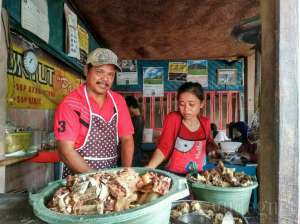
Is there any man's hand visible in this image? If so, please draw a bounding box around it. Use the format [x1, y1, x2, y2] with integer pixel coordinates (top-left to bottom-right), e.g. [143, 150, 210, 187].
[57, 140, 92, 173]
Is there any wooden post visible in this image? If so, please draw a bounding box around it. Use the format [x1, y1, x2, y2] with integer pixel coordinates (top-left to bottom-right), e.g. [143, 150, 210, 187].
[0, 1, 7, 159]
[246, 54, 256, 122]
[254, 50, 261, 112]
[260, 0, 300, 223]
[0, 3, 8, 193]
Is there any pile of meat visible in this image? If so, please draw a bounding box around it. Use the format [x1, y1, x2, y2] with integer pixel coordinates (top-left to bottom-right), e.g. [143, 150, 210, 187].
[171, 201, 244, 224]
[188, 161, 253, 187]
[47, 168, 171, 215]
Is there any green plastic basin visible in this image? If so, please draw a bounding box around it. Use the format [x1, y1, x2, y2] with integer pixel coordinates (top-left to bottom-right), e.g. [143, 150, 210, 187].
[29, 167, 189, 224]
[172, 200, 248, 224]
[188, 179, 258, 215]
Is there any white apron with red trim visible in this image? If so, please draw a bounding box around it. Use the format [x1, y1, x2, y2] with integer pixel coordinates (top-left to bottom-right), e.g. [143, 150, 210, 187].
[61, 87, 119, 178]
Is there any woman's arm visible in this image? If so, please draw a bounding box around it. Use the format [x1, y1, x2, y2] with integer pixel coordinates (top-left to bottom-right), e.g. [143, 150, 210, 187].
[146, 112, 181, 168]
[146, 148, 166, 168]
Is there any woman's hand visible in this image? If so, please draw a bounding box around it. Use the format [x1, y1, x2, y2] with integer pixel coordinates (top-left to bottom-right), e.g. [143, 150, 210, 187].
[144, 164, 155, 169]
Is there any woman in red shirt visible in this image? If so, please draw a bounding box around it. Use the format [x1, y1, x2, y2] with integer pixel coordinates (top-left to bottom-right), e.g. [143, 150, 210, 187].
[147, 82, 219, 174]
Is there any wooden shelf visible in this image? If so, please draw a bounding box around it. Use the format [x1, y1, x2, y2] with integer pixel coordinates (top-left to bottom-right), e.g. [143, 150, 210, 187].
[0, 155, 35, 167]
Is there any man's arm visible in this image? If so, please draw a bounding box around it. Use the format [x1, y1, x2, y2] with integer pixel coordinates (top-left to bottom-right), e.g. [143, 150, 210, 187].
[119, 135, 134, 167]
[57, 140, 92, 173]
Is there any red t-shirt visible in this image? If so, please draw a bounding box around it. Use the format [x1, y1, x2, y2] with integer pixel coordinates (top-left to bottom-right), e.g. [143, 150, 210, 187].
[158, 111, 212, 158]
[54, 84, 134, 148]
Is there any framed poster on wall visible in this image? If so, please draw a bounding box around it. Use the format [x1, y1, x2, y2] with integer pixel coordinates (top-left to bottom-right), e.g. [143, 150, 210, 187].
[217, 68, 238, 85]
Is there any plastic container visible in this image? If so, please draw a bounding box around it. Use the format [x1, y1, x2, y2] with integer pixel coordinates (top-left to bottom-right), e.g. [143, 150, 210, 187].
[188, 180, 258, 215]
[171, 200, 248, 224]
[5, 131, 33, 153]
[29, 167, 190, 224]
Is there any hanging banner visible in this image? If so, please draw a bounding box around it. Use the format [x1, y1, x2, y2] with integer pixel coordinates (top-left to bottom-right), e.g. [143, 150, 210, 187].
[143, 67, 164, 97]
[168, 61, 187, 81]
[78, 24, 89, 64]
[187, 60, 208, 87]
[64, 3, 80, 59]
[7, 32, 81, 109]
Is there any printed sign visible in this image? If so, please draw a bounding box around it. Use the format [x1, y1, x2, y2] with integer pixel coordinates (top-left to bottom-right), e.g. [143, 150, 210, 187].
[64, 3, 80, 59]
[21, 0, 49, 43]
[168, 61, 187, 81]
[7, 33, 81, 109]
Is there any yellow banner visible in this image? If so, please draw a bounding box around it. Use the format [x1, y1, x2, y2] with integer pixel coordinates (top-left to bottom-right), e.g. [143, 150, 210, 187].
[78, 24, 89, 54]
[7, 34, 81, 109]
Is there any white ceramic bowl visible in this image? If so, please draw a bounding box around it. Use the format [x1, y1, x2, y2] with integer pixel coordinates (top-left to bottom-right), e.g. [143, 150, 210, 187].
[220, 141, 242, 153]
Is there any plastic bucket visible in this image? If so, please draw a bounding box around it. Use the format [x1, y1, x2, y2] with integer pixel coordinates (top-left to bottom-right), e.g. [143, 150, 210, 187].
[5, 131, 33, 153]
[171, 200, 248, 224]
[188, 180, 258, 215]
[29, 167, 189, 224]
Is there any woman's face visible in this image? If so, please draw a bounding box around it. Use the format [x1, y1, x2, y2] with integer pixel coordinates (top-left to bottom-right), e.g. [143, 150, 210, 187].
[178, 92, 204, 120]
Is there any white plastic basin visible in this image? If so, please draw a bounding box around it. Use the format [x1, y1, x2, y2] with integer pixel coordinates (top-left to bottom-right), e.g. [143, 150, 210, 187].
[220, 142, 242, 153]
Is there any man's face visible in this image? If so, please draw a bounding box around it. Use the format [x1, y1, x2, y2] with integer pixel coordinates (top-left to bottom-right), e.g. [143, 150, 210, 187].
[86, 64, 116, 95]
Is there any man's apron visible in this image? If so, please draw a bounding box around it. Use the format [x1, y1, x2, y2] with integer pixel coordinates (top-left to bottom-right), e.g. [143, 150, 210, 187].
[61, 87, 119, 178]
[165, 119, 207, 174]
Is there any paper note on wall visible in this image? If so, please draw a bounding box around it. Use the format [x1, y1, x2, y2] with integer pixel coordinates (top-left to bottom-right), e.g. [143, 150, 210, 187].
[21, 0, 49, 43]
[64, 3, 80, 59]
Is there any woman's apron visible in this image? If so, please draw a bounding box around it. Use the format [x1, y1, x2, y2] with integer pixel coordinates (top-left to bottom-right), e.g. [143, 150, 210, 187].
[61, 87, 119, 178]
[165, 119, 207, 174]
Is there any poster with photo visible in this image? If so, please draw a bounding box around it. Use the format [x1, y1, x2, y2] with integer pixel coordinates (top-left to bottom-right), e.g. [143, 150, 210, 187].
[187, 60, 208, 87]
[116, 72, 138, 85]
[168, 61, 187, 81]
[116, 60, 138, 85]
[217, 69, 238, 85]
[143, 67, 164, 97]
[120, 60, 137, 72]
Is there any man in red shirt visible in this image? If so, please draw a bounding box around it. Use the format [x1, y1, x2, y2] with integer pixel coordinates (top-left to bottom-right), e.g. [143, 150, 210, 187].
[54, 48, 134, 178]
